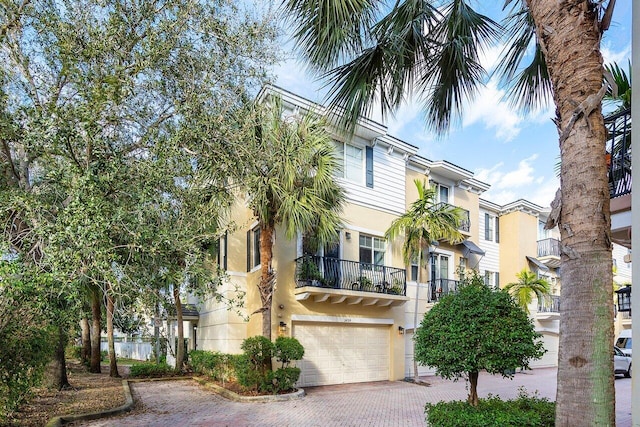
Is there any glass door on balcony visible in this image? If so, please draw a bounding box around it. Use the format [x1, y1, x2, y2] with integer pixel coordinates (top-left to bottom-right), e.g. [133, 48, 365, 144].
[323, 241, 341, 287]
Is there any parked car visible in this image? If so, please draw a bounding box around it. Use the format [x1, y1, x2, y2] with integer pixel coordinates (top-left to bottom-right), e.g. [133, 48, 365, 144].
[616, 329, 632, 356]
[614, 346, 632, 378]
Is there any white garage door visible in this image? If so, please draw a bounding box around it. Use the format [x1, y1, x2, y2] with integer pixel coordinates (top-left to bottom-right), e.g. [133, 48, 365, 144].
[531, 333, 559, 368]
[293, 323, 390, 387]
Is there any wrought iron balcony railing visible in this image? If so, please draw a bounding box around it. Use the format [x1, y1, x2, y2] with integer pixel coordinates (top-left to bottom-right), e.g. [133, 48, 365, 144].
[295, 255, 407, 296]
[537, 238, 561, 258]
[427, 278, 460, 302]
[605, 108, 631, 199]
[538, 295, 560, 313]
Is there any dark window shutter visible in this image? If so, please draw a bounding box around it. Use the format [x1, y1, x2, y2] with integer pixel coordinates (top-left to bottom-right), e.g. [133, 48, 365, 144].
[246, 230, 251, 272]
[366, 146, 374, 188]
[485, 213, 490, 241]
[495, 216, 500, 243]
[223, 232, 228, 270]
[495, 272, 499, 288]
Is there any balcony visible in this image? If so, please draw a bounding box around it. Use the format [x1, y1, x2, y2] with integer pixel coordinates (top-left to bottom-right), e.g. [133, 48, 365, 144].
[294, 255, 409, 307]
[536, 295, 560, 320]
[435, 202, 470, 233]
[606, 108, 631, 199]
[606, 108, 632, 248]
[537, 238, 561, 268]
[426, 279, 460, 303]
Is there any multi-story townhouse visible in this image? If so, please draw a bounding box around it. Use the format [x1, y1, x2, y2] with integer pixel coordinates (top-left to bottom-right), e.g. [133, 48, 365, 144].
[194, 85, 493, 386]
[185, 85, 631, 385]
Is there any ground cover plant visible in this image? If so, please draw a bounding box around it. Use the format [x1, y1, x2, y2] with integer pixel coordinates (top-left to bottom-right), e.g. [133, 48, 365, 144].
[425, 389, 555, 427]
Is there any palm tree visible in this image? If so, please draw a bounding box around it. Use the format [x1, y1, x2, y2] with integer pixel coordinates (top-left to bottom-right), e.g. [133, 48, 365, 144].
[386, 179, 464, 381]
[244, 96, 345, 339]
[284, 0, 617, 422]
[504, 269, 550, 314]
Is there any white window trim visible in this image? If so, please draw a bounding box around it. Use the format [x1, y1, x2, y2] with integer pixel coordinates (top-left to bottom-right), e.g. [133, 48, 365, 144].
[335, 140, 366, 185]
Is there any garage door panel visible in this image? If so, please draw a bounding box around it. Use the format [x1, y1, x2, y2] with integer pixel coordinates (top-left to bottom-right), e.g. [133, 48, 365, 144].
[294, 323, 390, 387]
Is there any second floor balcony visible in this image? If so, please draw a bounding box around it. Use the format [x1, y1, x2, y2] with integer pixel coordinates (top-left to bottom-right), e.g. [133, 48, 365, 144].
[537, 238, 561, 268]
[427, 279, 460, 303]
[536, 295, 560, 320]
[294, 255, 409, 307]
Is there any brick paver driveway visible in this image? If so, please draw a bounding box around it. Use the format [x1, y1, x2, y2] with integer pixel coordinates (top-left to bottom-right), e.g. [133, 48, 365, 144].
[77, 368, 632, 427]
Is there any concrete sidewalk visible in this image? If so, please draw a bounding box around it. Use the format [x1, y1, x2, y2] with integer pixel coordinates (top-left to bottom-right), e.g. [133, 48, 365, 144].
[75, 368, 632, 427]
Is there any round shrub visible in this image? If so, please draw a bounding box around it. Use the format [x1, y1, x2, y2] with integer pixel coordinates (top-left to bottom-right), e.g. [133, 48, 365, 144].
[274, 337, 304, 368]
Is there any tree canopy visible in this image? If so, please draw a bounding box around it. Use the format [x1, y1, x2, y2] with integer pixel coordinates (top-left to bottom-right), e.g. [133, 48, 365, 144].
[415, 272, 545, 406]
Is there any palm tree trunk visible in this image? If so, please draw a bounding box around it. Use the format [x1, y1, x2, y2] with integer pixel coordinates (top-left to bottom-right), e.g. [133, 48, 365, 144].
[413, 247, 423, 381]
[526, 2, 614, 425]
[106, 282, 120, 378]
[173, 285, 184, 372]
[89, 288, 102, 373]
[80, 317, 91, 365]
[258, 225, 275, 340]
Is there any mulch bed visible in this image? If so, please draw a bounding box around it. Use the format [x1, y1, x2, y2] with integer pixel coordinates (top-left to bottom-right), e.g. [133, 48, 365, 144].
[6, 362, 127, 427]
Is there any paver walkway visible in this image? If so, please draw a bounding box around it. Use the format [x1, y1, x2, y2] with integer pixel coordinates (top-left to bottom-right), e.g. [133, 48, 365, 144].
[76, 368, 632, 427]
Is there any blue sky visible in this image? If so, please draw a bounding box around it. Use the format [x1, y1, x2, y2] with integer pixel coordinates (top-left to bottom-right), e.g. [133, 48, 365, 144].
[273, 2, 632, 209]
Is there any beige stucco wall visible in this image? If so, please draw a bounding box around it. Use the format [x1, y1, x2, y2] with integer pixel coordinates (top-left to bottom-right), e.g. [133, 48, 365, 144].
[499, 210, 539, 286]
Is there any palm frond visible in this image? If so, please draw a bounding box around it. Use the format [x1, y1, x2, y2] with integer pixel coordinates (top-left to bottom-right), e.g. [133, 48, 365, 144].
[281, 0, 381, 71]
[420, 0, 501, 134]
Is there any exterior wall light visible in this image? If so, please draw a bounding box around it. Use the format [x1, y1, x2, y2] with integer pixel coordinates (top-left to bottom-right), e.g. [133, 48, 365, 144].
[398, 326, 405, 335]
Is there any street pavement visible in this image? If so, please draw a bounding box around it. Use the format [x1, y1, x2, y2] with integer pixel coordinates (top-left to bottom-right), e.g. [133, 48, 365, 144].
[75, 368, 632, 427]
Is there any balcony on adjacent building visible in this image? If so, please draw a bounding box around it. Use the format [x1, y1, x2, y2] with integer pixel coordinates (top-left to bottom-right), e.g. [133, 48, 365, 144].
[537, 238, 561, 269]
[294, 255, 409, 307]
[607, 108, 632, 248]
[427, 278, 460, 303]
[536, 295, 560, 320]
[606, 108, 632, 199]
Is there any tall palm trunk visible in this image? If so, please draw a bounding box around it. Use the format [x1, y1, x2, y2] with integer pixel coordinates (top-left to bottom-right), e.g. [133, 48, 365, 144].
[173, 285, 184, 372]
[89, 288, 102, 373]
[412, 246, 423, 381]
[526, 2, 614, 425]
[258, 225, 275, 340]
[106, 282, 119, 378]
[80, 317, 91, 365]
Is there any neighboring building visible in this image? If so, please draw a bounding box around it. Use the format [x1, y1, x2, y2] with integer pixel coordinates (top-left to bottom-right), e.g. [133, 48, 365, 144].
[190, 85, 629, 386]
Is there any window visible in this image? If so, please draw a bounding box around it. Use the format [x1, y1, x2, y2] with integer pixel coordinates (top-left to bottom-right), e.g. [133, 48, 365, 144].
[359, 234, 385, 265]
[484, 213, 499, 242]
[247, 226, 261, 271]
[216, 232, 228, 270]
[430, 254, 449, 281]
[334, 141, 373, 188]
[431, 182, 450, 204]
[410, 253, 419, 281]
[484, 270, 498, 288]
[538, 220, 550, 240]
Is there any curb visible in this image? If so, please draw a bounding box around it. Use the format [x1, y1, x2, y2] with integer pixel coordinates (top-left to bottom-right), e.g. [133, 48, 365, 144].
[194, 376, 306, 402]
[44, 376, 193, 426]
[45, 379, 134, 427]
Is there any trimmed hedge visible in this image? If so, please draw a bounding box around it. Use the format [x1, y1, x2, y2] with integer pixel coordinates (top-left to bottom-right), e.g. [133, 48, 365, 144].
[129, 361, 174, 378]
[425, 390, 555, 427]
[188, 336, 304, 394]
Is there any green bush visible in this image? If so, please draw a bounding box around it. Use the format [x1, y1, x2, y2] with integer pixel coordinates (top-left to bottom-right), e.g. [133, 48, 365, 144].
[189, 350, 238, 385]
[271, 367, 301, 393]
[234, 354, 268, 391]
[274, 337, 304, 368]
[425, 390, 555, 427]
[129, 361, 174, 378]
[67, 345, 83, 360]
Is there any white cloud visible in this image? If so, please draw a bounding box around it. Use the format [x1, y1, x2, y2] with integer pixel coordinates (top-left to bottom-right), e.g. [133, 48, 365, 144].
[475, 154, 559, 206]
[461, 79, 523, 142]
[601, 43, 631, 66]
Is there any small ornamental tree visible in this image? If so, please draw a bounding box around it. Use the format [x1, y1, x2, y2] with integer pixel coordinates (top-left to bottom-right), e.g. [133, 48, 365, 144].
[415, 272, 545, 406]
